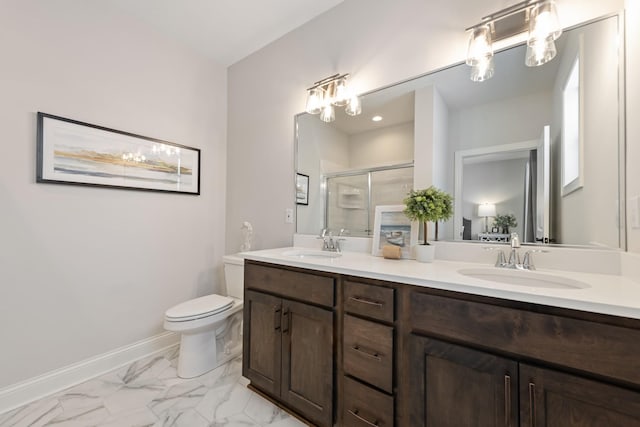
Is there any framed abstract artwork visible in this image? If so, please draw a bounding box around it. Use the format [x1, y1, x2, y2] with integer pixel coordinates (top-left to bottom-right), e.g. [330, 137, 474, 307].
[37, 112, 200, 194]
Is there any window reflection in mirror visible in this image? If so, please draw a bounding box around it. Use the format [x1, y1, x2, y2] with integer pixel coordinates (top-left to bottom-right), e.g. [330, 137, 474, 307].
[296, 14, 623, 249]
[562, 53, 582, 194]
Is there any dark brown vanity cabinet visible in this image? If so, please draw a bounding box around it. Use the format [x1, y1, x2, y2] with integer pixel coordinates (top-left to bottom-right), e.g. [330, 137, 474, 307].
[341, 280, 396, 427]
[521, 364, 640, 427]
[242, 260, 640, 427]
[407, 291, 640, 427]
[408, 336, 518, 427]
[243, 262, 335, 427]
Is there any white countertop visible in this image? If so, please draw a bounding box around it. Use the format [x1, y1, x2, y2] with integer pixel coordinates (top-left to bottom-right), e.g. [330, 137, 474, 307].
[242, 247, 640, 320]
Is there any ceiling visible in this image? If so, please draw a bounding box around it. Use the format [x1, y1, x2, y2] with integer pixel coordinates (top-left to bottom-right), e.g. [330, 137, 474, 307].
[106, 0, 345, 66]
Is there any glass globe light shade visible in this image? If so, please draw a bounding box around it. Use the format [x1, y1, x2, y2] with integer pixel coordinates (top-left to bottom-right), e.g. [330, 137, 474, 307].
[345, 95, 362, 116]
[466, 24, 493, 66]
[525, 37, 557, 66]
[305, 87, 324, 114]
[320, 104, 335, 122]
[470, 55, 495, 82]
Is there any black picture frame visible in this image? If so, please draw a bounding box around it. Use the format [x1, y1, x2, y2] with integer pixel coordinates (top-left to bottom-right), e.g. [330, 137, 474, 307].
[296, 173, 309, 205]
[36, 112, 201, 195]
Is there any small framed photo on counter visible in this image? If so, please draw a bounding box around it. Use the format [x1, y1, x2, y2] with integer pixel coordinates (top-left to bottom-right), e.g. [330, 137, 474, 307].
[371, 205, 417, 259]
[296, 173, 309, 205]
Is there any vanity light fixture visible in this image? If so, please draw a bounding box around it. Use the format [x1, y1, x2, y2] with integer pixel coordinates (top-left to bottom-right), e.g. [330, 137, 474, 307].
[466, 0, 562, 81]
[305, 73, 361, 122]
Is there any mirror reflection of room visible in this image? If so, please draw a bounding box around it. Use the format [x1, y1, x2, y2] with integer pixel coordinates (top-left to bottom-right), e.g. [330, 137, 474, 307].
[296, 97, 415, 237]
[296, 14, 622, 249]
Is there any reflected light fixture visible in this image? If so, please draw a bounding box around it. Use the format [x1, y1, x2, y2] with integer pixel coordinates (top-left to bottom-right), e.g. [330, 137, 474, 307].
[466, 25, 495, 82]
[466, 0, 562, 82]
[305, 73, 361, 122]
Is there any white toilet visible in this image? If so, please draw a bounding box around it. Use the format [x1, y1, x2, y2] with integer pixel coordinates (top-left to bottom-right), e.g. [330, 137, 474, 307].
[164, 254, 244, 378]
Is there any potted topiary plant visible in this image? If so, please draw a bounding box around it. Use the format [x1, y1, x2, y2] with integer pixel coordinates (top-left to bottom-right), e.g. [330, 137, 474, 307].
[493, 213, 517, 234]
[403, 186, 453, 262]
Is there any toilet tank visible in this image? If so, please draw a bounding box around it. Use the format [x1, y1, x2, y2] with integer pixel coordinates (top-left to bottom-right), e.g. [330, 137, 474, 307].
[223, 255, 245, 299]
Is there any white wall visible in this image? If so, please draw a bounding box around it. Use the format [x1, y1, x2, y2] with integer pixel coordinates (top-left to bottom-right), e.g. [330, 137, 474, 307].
[448, 92, 553, 152]
[295, 114, 349, 235]
[445, 92, 551, 240]
[626, 0, 640, 252]
[348, 122, 414, 169]
[226, 0, 626, 252]
[551, 16, 620, 247]
[0, 1, 227, 388]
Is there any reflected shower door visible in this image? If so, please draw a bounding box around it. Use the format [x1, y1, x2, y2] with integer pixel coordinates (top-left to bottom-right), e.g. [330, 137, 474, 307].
[369, 167, 414, 234]
[326, 174, 370, 237]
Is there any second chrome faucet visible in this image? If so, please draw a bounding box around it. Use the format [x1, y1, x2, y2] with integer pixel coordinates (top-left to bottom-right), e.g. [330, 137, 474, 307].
[494, 232, 545, 270]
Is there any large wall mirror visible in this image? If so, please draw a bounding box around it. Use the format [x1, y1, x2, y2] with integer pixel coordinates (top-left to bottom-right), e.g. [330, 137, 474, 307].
[295, 14, 625, 249]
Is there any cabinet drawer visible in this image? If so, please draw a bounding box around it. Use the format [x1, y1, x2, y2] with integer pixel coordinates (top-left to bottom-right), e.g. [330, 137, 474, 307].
[410, 291, 640, 386]
[343, 314, 393, 393]
[344, 280, 394, 323]
[343, 376, 394, 427]
[245, 262, 335, 308]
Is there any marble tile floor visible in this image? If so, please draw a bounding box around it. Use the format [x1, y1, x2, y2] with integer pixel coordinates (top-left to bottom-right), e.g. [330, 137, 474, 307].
[0, 347, 306, 427]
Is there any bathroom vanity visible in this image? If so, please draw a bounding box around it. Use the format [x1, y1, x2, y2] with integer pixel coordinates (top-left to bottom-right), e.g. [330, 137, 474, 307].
[242, 249, 640, 427]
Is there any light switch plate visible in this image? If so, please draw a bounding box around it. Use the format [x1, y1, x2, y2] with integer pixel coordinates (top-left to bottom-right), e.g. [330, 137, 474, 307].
[285, 208, 294, 224]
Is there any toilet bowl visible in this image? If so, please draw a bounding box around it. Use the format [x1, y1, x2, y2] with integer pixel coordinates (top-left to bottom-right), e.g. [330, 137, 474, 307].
[164, 254, 244, 378]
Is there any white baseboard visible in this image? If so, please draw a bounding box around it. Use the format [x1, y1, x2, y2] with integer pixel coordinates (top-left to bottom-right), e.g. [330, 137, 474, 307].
[0, 331, 179, 415]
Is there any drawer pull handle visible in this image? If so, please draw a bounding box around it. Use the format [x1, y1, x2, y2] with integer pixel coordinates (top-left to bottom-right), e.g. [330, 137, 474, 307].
[349, 296, 383, 308]
[528, 382, 536, 427]
[504, 375, 511, 427]
[348, 409, 379, 427]
[352, 345, 382, 362]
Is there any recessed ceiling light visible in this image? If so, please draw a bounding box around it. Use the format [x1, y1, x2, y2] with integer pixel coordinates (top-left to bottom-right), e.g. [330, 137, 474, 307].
[372, 115, 383, 122]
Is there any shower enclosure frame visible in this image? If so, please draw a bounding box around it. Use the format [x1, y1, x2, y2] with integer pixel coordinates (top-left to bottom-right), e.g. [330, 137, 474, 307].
[321, 162, 414, 236]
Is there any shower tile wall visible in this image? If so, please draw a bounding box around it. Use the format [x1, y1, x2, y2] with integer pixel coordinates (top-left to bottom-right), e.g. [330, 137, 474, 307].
[326, 167, 413, 236]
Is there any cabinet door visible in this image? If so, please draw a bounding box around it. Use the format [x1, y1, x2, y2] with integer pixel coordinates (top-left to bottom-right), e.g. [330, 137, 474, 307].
[409, 335, 518, 427]
[243, 290, 282, 397]
[521, 364, 640, 427]
[281, 299, 334, 427]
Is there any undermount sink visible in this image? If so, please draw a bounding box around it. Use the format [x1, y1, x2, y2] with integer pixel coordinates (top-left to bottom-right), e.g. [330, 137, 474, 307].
[282, 249, 342, 259]
[457, 268, 590, 289]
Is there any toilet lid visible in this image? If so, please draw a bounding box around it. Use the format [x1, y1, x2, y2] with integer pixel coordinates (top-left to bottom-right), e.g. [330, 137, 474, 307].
[165, 294, 234, 321]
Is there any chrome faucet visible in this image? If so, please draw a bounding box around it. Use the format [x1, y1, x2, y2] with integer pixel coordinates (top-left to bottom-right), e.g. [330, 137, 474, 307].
[507, 232, 521, 267]
[317, 229, 347, 252]
[492, 232, 547, 270]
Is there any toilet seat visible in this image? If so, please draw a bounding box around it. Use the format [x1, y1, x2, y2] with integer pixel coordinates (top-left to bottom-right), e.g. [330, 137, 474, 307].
[165, 294, 234, 322]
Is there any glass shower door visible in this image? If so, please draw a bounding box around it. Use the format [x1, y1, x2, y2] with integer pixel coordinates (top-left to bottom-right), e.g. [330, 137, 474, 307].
[325, 173, 370, 237]
[369, 167, 414, 234]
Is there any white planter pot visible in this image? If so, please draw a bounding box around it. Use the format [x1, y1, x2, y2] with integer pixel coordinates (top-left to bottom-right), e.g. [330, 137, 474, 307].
[415, 244, 436, 263]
